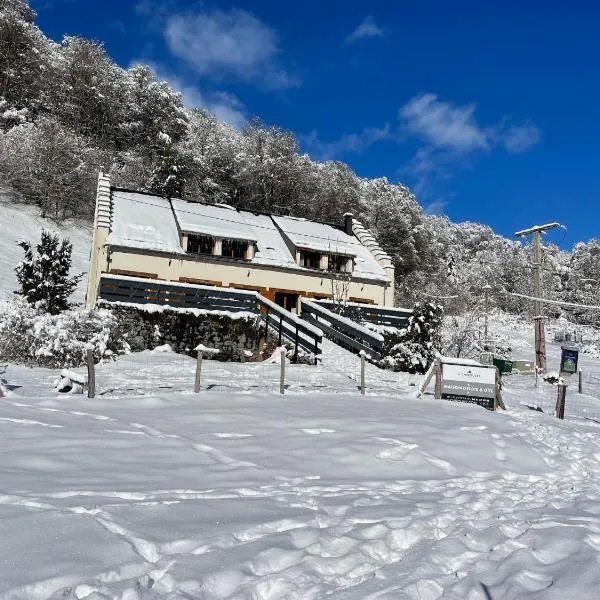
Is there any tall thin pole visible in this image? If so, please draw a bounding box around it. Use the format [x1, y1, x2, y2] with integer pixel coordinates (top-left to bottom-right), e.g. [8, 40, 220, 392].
[515, 222, 562, 373]
[483, 285, 490, 343]
[532, 230, 546, 372]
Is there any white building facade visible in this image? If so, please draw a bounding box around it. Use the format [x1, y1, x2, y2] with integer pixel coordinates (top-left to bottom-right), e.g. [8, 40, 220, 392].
[86, 173, 395, 311]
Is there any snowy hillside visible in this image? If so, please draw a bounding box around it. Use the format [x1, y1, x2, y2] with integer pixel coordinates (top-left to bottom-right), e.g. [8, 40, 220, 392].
[0, 190, 91, 305]
[3, 324, 600, 598]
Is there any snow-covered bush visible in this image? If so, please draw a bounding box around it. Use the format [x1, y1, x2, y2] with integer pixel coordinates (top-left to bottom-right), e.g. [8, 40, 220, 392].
[378, 302, 443, 374]
[0, 302, 129, 368]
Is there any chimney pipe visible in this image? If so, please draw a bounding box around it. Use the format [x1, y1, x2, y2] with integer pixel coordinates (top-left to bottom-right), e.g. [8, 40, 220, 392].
[343, 213, 354, 235]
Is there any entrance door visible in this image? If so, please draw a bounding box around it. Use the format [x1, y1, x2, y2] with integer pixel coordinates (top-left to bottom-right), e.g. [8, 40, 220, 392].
[274, 292, 299, 313]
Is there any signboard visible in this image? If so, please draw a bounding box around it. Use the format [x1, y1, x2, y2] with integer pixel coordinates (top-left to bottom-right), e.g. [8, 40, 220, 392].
[442, 364, 496, 410]
[560, 347, 579, 375]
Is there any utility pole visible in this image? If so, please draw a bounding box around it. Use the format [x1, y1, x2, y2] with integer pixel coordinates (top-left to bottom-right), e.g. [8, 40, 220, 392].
[483, 285, 491, 345]
[515, 222, 562, 372]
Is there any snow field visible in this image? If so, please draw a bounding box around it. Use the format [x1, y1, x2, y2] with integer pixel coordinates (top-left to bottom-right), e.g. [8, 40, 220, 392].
[3, 327, 600, 598]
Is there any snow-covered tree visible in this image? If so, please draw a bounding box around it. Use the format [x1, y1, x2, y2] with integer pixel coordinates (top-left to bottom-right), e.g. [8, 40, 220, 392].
[379, 302, 443, 373]
[0, 0, 55, 127]
[15, 230, 82, 314]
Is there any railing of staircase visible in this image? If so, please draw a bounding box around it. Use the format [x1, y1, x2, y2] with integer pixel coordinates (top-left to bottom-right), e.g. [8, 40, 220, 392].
[312, 298, 412, 329]
[256, 295, 323, 360]
[300, 298, 384, 360]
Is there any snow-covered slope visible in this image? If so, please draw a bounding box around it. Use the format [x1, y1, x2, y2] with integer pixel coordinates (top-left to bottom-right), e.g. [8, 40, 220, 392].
[0, 192, 92, 305]
[2, 325, 600, 598]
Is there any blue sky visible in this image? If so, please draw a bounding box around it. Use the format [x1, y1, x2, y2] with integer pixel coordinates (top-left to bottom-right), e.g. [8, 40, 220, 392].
[31, 0, 599, 247]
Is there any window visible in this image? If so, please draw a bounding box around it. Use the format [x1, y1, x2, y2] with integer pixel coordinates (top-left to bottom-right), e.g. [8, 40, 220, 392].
[222, 238, 248, 259]
[299, 250, 321, 269]
[188, 234, 213, 255]
[329, 254, 351, 273]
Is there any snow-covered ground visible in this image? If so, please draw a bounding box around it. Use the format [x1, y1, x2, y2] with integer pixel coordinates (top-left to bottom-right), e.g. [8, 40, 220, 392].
[0, 191, 91, 305]
[3, 327, 600, 599]
[3, 198, 600, 598]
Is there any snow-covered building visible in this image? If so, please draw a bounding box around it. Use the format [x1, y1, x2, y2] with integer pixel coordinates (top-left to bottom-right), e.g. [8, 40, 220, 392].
[85, 173, 395, 311]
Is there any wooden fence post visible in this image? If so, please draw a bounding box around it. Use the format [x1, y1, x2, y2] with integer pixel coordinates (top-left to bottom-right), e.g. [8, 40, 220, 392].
[434, 358, 442, 399]
[280, 347, 286, 394]
[555, 383, 567, 419]
[578, 370, 583, 394]
[360, 351, 366, 395]
[86, 349, 95, 399]
[194, 351, 203, 393]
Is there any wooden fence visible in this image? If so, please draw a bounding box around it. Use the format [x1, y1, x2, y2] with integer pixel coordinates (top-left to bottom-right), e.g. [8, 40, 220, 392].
[98, 274, 323, 359]
[312, 299, 412, 329]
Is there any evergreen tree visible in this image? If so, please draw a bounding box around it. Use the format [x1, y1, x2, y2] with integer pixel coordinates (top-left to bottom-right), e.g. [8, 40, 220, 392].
[15, 230, 82, 314]
[379, 302, 443, 374]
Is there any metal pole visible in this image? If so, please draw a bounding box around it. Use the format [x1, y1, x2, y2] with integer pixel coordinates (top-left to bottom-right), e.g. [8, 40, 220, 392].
[194, 351, 203, 393]
[579, 370, 583, 394]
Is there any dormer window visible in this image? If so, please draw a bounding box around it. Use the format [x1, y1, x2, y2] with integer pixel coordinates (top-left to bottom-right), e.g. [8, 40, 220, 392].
[299, 249, 321, 269]
[185, 233, 252, 260]
[329, 254, 352, 273]
[222, 238, 248, 259]
[188, 234, 213, 255]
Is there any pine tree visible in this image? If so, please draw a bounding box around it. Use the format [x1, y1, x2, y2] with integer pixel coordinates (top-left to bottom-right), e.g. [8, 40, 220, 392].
[379, 302, 443, 374]
[14, 230, 82, 314]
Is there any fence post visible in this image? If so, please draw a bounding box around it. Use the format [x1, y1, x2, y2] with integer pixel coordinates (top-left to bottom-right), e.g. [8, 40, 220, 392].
[86, 349, 95, 399]
[434, 358, 442, 399]
[555, 383, 567, 419]
[194, 351, 203, 393]
[360, 351, 366, 395]
[578, 370, 583, 394]
[279, 347, 286, 394]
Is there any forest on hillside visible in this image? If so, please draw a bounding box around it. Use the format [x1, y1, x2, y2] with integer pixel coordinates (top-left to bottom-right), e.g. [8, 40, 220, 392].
[1, 0, 599, 322]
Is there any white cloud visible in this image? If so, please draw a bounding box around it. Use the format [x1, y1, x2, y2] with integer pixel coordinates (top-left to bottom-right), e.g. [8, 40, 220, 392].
[302, 124, 391, 160]
[502, 123, 541, 153]
[164, 8, 298, 89]
[422, 197, 448, 215]
[399, 93, 490, 152]
[345, 16, 384, 44]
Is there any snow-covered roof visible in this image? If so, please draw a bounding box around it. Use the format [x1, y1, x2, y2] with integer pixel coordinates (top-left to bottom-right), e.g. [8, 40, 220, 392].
[106, 189, 389, 282]
[241, 212, 296, 268]
[107, 190, 183, 254]
[172, 199, 257, 242]
[272, 215, 356, 256]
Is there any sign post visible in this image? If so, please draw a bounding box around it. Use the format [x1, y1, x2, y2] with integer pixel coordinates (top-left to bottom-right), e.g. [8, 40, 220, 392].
[441, 363, 497, 411]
